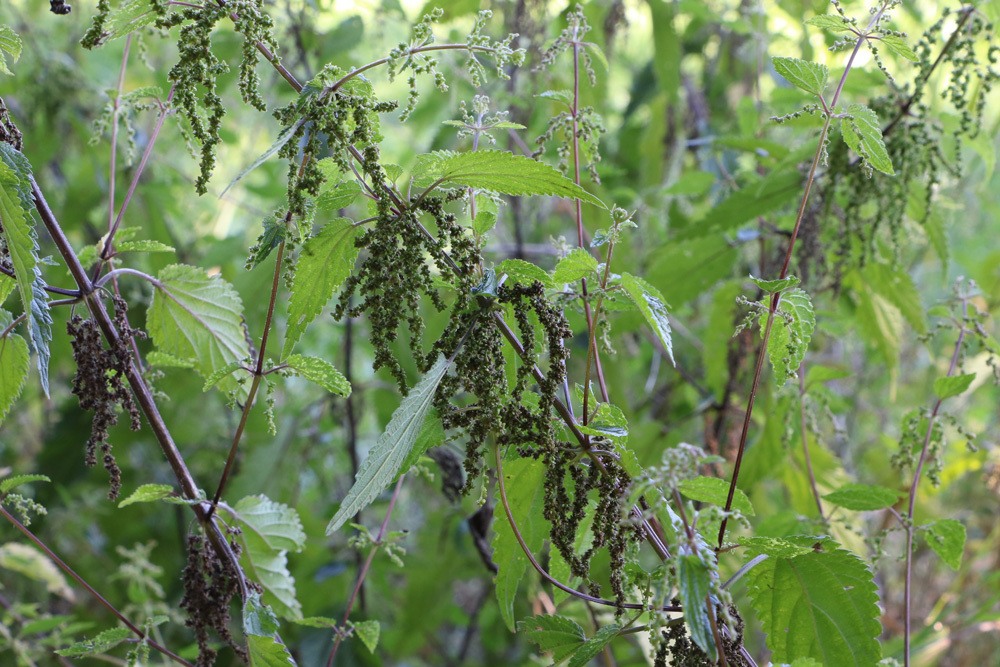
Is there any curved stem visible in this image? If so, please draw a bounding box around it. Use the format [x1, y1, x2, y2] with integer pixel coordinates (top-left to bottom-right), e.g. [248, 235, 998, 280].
[494, 444, 679, 613]
[93, 267, 160, 291]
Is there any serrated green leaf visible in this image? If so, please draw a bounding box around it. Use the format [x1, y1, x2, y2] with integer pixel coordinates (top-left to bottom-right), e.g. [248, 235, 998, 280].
[841, 104, 894, 175]
[772, 56, 829, 96]
[553, 248, 598, 284]
[316, 180, 362, 213]
[115, 239, 175, 254]
[923, 519, 965, 570]
[0, 326, 29, 424]
[102, 0, 159, 43]
[493, 457, 548, 631]
[203, 360, 249, 392]
[231, 496, 306, 620]
[806, 14, 854, 33]
[739, 535, 814, 559]
[243, 591, 280, 636]
[0, 473, 49, 494]
[247, 635, 297, 667]
[0, 25, 22, 76]
[327, 355, 451, 535]
[495, 259, 554, 288]
[145, 350, 195, 368]
[283, 354, 351, 396]
[247, 214, 287, 270]
[222, 118, 306, 197]
[0, 144, 52, 395]
[396, 409, 444, 479]
[117, 483, 175, 508]
[933, 373, 976, 400]
[879, 34, 919, 62]
[147, 264, 251, 397]
[352, 619, 380, 654]
[749, 274, 800, 293]
[413, 150, 605, 208]
[56, 627, 131, 657]
[536, 90, 573, 105]
[744, 543, 882, 665]
[761, 288, 815, 386]
[823, 483, 900, 511]
[472, 210, 497, 236]
[620, 272, 674, 365]
[679, 476, 755, 516]
[283, 218, 360, 357]
[678, 554, 717, 660]
[292, 616, 338, 628]
[518, 614, 586, 662]
[567, 624, 621, 667]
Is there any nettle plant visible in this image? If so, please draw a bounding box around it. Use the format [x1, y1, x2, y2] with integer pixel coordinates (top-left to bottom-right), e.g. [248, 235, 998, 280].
[0, 1, 997, 666]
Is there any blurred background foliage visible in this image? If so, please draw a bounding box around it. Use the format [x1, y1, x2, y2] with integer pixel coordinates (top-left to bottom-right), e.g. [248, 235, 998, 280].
[0, 0, 998, 664]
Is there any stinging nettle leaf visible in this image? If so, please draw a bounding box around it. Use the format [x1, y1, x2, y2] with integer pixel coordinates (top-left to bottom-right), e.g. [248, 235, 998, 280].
[823, 483, 901, 511]
[552, 248, 598, 284]
[243, 593, 297, 666]
[495, 259, 554, 288]
[147, 264, 251, 398]
[518, 614, 586, 662]
[117, 483, 175, 508]
[679, 476, 755, 516]
[933, 372, 976, 400]
[620, 272, 675, 365]
[0, 25, 22, 76]
[923, 518, 965, 570]
[878, 34, 919, 62]
[102, 0, 160, 44]
[56, 627, 131, 657]
[283, 218, 361, 358]
[772, 56, 829, 96]
[352, 619, 380, 654]
[412, 150, 606, 208]
[761, 288, 815, 386]
[0, 326, 29, 425]
[841, 104, 894, 175]
[326, 355, 451, 535]
[231, 496, 306, 620]
[0, 473, 49, 494]
[749, 274, 800, 293]
[806, 14, 854, 33]
[677, 553, 717, 660]
[745, 540, 882, 665]
[567, 624, 621, 667]
[283, 355, 351, 396]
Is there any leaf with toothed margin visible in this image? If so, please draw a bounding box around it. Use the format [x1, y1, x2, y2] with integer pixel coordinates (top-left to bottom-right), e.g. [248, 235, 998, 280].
[0, 143, 51, 395]
[326, 355, 451, 535]
[147, 264, 250, 398]
[620, 272, 675, 365]
[412, 150, 606, 208]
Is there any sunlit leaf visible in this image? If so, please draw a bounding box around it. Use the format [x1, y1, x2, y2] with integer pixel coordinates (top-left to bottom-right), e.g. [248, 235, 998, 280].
[413, 150, 606, 208]
[772, 56, 829, 96]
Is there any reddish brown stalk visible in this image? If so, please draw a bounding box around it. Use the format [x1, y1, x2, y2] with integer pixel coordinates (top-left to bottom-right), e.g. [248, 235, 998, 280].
[903, 300, 968, 667]
[717, 1, 893, 548]
[325, 476, 407, 667]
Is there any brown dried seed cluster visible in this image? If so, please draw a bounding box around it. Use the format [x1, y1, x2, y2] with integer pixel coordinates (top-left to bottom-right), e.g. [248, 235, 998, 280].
[66, 297, 144, 500]
[180, 533, 248, 667]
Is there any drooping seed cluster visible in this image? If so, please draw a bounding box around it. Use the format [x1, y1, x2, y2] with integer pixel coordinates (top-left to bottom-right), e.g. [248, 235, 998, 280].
[816, 7, 998, 281]
[180, 533, 248, 667]
[66, 296, 144, 500]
